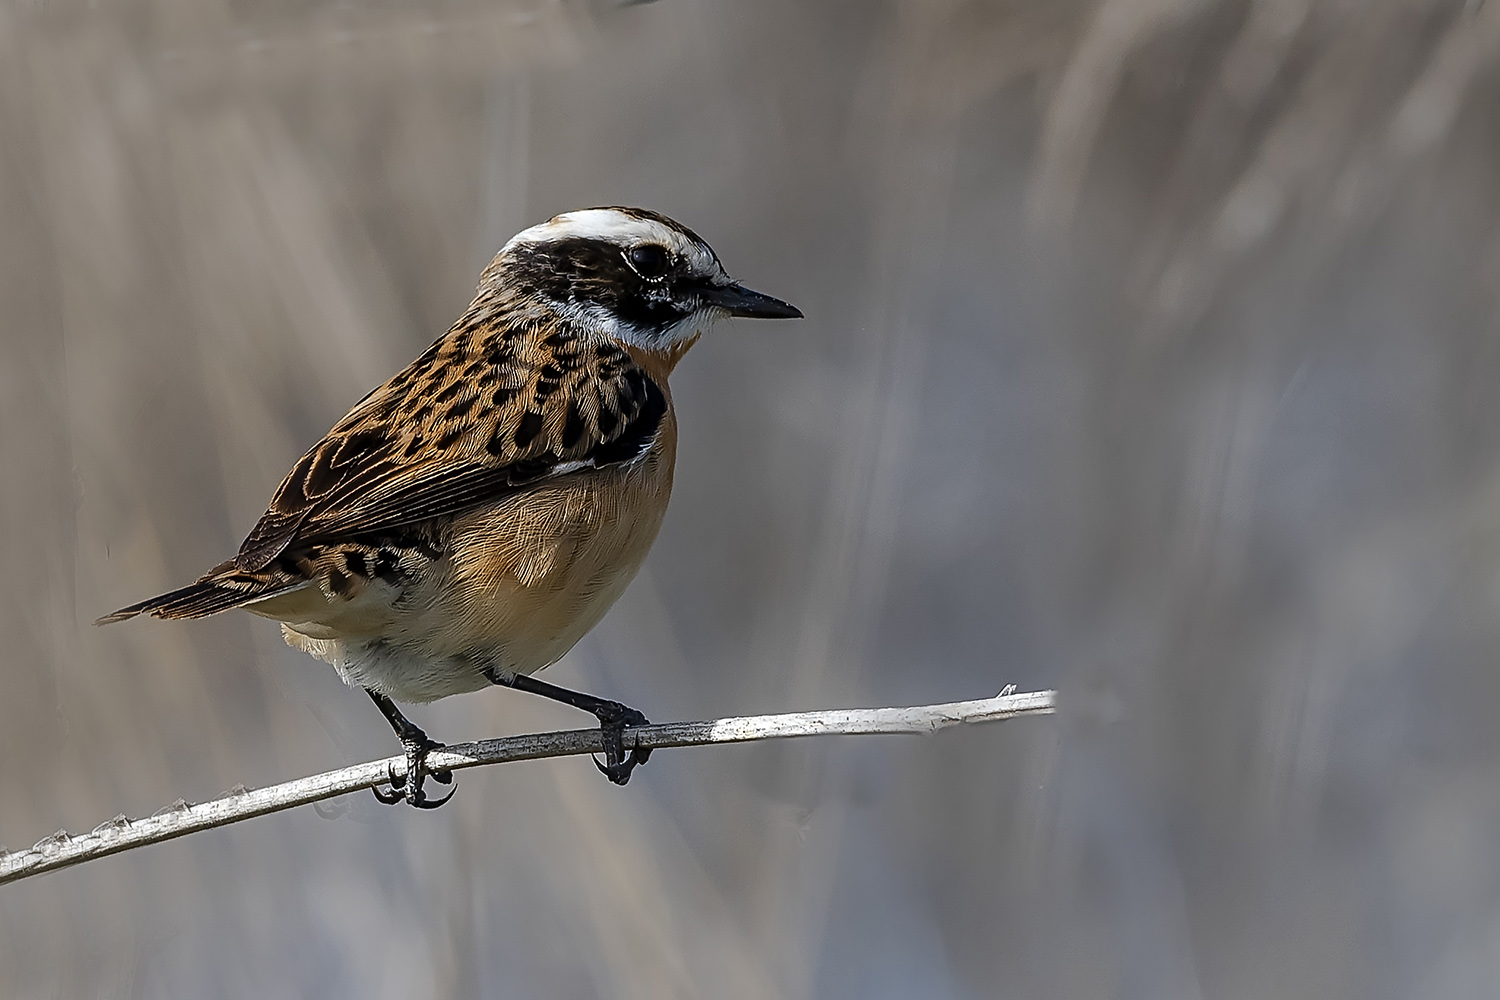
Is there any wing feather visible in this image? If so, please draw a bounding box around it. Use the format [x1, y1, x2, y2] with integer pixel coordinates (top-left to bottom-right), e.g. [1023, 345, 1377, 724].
[234, 316, 664, 571]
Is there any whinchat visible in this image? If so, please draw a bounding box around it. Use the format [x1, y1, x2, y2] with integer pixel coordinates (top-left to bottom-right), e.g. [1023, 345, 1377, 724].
[100, 207, 802, 806]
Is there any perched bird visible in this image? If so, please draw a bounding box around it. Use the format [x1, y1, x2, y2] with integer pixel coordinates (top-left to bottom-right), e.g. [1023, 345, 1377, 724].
[98, 207, 802, 806]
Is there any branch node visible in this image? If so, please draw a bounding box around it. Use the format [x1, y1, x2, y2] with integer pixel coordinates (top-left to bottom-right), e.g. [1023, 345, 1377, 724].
[34, 830, 73, 855]
[91, 815, 131, 839]
[152, 798, 191, 818]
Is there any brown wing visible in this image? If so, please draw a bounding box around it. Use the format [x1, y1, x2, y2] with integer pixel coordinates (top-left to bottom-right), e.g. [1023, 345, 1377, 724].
[95, 308, 666, 626]
[235, 314, 666, 573]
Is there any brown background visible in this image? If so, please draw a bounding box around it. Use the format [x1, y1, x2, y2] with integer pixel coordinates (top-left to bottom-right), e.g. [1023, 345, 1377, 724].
[5, 0, 1500, 996]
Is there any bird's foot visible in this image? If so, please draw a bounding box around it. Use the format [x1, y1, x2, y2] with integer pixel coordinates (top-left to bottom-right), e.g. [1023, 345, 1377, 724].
[478, 670, 652, 786]
[592, 702, 652, 786]
[373, 732, 455, 809]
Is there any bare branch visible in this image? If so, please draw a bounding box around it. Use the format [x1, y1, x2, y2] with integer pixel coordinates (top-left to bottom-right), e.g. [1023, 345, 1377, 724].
[0, 688, 1055, 886]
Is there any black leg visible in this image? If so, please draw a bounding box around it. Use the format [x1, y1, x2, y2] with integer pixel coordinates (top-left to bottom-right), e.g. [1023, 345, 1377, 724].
[365, 689, 455, 809]
[484, 669, 652, 785]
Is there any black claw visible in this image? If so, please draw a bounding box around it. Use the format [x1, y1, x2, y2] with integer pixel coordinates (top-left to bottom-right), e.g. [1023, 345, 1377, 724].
[410, 782, 457, 809]
[594, 753, 644, 785]
[371, 782, 405, 805]
[368, 732, 455, 808]
[593, 703, 651, 785]
[365, 689, 458, 809]
[398, 736, 455, 808]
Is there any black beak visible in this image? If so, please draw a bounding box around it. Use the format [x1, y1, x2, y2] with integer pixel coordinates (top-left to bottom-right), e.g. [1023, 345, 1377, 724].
[699, 282, 803, 319]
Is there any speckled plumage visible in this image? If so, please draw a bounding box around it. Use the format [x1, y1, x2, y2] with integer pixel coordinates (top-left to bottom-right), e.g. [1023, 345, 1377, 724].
[99, 206, 801, 797]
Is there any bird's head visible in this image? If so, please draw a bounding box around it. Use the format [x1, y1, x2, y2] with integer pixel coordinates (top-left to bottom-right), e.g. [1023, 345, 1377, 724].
[487, 207, 802, 354]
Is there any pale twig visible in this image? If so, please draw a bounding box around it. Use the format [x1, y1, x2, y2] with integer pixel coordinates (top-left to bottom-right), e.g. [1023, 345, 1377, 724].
[0, 688, 1055, 886]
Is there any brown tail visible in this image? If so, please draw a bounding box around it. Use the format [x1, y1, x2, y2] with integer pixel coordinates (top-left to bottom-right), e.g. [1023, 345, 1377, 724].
[95, 561, 300, 625]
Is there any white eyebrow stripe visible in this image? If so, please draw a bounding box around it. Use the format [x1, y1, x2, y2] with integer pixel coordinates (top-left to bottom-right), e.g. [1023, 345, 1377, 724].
[503, 209, 715, 271]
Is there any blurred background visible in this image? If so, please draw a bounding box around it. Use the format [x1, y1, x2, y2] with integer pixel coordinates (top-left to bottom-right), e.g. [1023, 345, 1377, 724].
[4, 0, 1500, 995]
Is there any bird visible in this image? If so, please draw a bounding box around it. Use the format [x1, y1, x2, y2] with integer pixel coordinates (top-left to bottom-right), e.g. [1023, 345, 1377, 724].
[97, 206, 802, 807]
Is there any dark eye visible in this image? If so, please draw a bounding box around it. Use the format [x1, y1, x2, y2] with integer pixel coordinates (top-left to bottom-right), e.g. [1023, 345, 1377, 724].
[627, 244, 671, 279]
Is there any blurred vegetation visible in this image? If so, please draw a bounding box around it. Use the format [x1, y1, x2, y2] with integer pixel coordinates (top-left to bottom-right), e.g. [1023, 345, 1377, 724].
[4, 0, 1500, 996]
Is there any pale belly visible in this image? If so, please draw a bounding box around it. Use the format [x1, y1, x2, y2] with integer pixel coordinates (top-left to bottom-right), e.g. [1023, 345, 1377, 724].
[256, 449, 674, 703]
